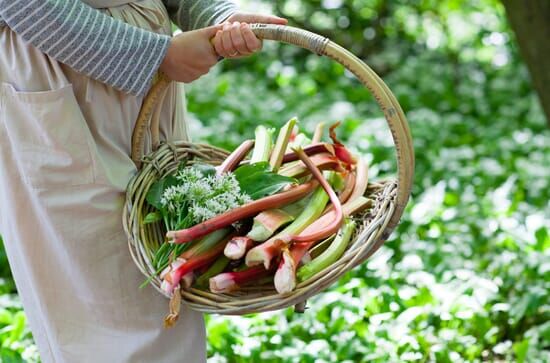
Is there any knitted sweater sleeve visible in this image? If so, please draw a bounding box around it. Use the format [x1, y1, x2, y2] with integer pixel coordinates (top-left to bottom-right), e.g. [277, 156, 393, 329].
[0, 0, 171, 97]
[163, 0, 237, 32]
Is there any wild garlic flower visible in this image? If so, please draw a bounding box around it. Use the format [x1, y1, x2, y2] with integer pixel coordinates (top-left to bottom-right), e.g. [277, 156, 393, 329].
[160, 164, 252, 227]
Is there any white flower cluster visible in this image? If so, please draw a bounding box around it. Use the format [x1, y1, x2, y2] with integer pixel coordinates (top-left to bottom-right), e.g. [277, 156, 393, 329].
[160, 185, 188, 214]
[160, 165, 252, 227]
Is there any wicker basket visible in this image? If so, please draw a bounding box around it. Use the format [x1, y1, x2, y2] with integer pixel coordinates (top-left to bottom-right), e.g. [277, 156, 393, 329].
[123, 24, 414, 316]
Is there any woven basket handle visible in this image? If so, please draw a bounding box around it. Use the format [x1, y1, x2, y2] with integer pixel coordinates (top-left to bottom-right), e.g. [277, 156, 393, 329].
[131, 23, 414, 231]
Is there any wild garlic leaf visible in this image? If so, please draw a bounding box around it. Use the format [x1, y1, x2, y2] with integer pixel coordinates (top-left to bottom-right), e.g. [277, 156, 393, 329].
[143, 211, 162, 224]
[146, 175, 179, 210]
[234, 162, 297, 200]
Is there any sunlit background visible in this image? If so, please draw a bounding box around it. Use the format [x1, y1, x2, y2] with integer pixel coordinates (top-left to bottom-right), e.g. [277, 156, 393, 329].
[0, 0, 549, 362]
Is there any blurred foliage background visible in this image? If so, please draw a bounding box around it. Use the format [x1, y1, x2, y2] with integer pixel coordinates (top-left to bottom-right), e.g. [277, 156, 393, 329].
[0, 0, 549, 362]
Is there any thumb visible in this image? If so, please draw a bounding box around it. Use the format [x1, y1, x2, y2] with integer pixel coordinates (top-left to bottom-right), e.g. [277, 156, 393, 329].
[198, 23, 224, 38]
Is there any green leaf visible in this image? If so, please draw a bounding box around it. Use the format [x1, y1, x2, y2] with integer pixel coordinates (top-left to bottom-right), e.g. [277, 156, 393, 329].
[145, 175, 179, 210]
[143, 211, 162, 224]
[513, 339, 529, 363]
[233, 162, 296, 200]
[0, 349, 23, 363]
[9, 311, 25, 343]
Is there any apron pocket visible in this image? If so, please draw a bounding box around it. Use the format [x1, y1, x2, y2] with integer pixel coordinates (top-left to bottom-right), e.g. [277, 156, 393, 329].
[1, 82, 97, 189]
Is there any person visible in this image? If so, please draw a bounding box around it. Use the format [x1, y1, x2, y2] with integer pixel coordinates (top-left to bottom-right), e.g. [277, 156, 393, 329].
[0, 1, 286, 362]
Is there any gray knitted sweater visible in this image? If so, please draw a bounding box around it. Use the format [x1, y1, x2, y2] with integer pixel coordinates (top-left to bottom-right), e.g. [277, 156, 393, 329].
[0, 1, 236, 96]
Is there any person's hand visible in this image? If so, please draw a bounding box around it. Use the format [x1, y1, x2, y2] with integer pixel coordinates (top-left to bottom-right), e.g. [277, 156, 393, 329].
[212, 13, 288, 58]
[160, 24, 223, 83]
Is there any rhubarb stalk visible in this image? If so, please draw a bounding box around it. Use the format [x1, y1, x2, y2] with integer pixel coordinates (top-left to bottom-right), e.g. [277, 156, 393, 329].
[217, 139, 254, 175]
[167, 181, 317, 244]
[161, 237, 229, 294]
[250, 126, 274, 164]
[312, 122, 325, 144]
[180, 229, 231, 259]
[282, 143, 334, 163]
[274, 200, 365, 294]
[246, 192, 313, 242]
[270, 117, 297, 172]
[224, 236, 254, 260]
[246, 174, 335, 269]
[347, 157, 369, 201]
[329, 122, 357, 168]
[274, 246, 310, 294]
[269, 196, 371, 293]
[324, 170, 356, 215]
[291, 147, 344, 243]
[339, 171, 356, 204]
[195, 256, 231, 287]
[247, 208, 295, 242]
[301, 196, 371, 236]
[297, 219, 356, 282]
[279, 153, 341, 178]
[209, 266, 272, 293]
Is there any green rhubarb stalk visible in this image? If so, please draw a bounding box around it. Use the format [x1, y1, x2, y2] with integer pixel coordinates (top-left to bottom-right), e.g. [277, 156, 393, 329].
[269, 117, 298, 172]
[297, 219, 356, 282]
[312, 122, 325, 144]
[195, 256, 231, 287]
[181, 229, 231, 259]
[247, 209, 294, 241]
[245, 172, 336, 269]
[247, 192, 313, 241]
[250, 126, 275, 164]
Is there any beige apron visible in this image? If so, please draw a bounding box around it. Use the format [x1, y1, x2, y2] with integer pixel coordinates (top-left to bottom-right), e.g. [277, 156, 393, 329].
[0, 1, 206, 362]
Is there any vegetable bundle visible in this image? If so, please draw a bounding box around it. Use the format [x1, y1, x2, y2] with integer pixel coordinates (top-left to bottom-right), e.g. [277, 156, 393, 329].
[144, 118, 371, 301]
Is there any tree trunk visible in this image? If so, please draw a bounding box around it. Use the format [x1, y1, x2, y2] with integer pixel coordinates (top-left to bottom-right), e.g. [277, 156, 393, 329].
[501, 0, 550, 126]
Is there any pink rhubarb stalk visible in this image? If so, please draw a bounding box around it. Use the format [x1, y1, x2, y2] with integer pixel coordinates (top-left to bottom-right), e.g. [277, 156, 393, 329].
[339, 171, 356, 204]
[290, 147, 344, 243]
[216, 139, 254, 175]
[347, 157, 369, 201]
[246, 149, 343, 269]
[209, 266, 272, 293]
[224, 236, 254, 260]
[329, 122, 357, 169]
[161, 242, 227, 294]
[167, 181, 317, 244]
[279, 153, 341, 178]
[274, 246, 310, 294]
[274, 196, 371, 294]
[302, 196, 371, 236]
[324, 170, 356, 215]
[281, 143, 334, 163]
[247, 208, 295, 242]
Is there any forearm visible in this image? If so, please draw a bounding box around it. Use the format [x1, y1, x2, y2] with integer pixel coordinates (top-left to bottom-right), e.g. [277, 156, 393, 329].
[163, 0, 237, 32]
[0, 1, 171, 97]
